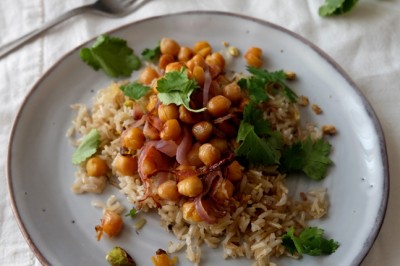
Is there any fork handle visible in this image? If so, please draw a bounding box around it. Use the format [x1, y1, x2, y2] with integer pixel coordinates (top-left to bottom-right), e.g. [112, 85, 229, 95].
[0, 5, 93, 59]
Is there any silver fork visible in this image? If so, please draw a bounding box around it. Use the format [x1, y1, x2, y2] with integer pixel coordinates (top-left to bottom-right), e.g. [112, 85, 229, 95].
[0, 0, 148, 59]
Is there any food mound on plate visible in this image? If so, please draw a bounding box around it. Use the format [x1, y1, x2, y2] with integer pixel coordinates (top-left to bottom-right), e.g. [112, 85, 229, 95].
[67, 36, 338, 265]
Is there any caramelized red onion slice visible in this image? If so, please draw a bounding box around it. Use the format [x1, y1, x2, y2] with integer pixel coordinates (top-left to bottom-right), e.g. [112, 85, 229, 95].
[194, 197, 217, 224]
[176, 127, 192, 165]
[202, 65, 212, 107]
[155, 140, 178, 157]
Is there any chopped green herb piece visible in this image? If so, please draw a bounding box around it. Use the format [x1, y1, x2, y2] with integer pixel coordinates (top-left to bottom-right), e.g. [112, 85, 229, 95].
[156, 68, 206, 112]
[125, 208, 137, 218]
[282, 227, 340, 256]
[319, 0, 359, 17]
[120, 82, 150, 100]
[242, 102, 272, 136]
[72, 129, 100, 164]
[106, 246, 136, 266]
[279, 138, 332, 180]
[141, 43, 161, 61]
[80, 34, 141, 78]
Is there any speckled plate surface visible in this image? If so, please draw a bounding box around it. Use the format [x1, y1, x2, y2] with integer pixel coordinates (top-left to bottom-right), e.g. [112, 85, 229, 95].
[7, 11, 389, 266]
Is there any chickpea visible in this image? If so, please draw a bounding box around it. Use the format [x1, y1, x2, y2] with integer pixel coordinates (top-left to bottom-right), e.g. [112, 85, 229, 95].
[160, 38, 180, 57]
[182, 201, 203, 223]
[187, 142, 204, 168]
[223, 82, 242, 103]
[114, 155, 138, 176]
[178, 46, 193, 62]
[95, 210, 123, 240]
[198, 143, 221, 166]
[179, 105, 196, 124]
[244, 47, 263, 68]
[226, 161, 243, 182]
[159, 54, 175, 70]
[146, 94, 158, 113]
[209, 138, 229, 154]
[86, 157, 108, 177]
[138, 66, 159, 85]
[212, 178, 234, 201]
[165, 62, 186, 73]
[157, 180, 180, 201]
[207, 95, 231, 117]
[160, 119, 182, 141]
[177, 175, 203, 197]
[121, 127, 145, 151]
[158, 104, 179, 122]
[141, 157, 157, 176]
[192, 66, 205, 86]
[192, 121, 213, 143]
[193, 41, 212, 58]
[206, 52, 225, 69]
[186, 54, 207, 71]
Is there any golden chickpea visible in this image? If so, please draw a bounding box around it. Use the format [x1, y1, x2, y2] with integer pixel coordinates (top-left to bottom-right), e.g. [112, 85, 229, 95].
[193, 41, 212, 58]
[138, 66, 159, 85]
[158, 104, 179, 122]
[157, 180, 180, 201]
[177, 175, 203, 197]
[86, 157, 108, 177]
[114, 155, 138, 176]
[96, 210, 123, 239]
[146, 94, 158, 113]
[192, 66, 205, 86]
[209, 138, 228, 154]
[192, 121, 213, 143]
[121, 127, 145, 151]
[187, 142, 204, 167]
[226, 161, 243, 182]
[179, 105, 196, 124]
[159, 54, 175, 70]
[143, 122, 160, 140]
[160, 37, 180, 57]
[165, 62, 186, 73]
[206, 52, 225, 70]
[198, 143, 221, 166]
[223, 82, 242, 103]
[244, 47, 263, 68]
[178, 46, 193, 62]
[246, 47, 262, 58]
[182, 201, 203, 223]
[212, 178, 234, 201]
[140, 147, 162, 176]
[186, 54, 207, 71]
[160, 119, 182, 141]
[207, 95, 231, 117]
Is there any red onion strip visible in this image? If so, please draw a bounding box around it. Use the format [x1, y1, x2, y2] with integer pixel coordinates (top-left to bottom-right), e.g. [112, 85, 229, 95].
[194, 197, 217, 224]
[176, 127, 192, 165]
[202, 65, 212, 107]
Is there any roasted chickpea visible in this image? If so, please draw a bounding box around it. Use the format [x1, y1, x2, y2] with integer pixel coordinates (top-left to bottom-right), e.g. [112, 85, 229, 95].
[192, 66, 205, 86]
[178, 46, 193, 62]
[192, 121, 213, 143]
[160, 38, 180, 57]
[212, 178, 234, 201]
[244, 47, 263, 68]
[198, 143, 221, 166]
[226, 161, 243, 182]
[179, 105, 196, 124]
[143, 122, 160, 140]
[187, 142, 204, 167]
[223, 82, 242, 103]
[158, 104, 179, 122]
[157, 180, 180, 201]
[95, 210, 123, 240]
[177, 175, 203, 197]
[186, 54, 207, 71]
[182, 201, 203, 223]
[146, 94, 158, 113]
[193, 41, 212, 57]
[165, 62, 186, 73]
[138, 66, 159, 85]
[121, 127, 145, 151]
[114, 155, 138, 176]
[209, 138, 229, 154]
[207, 95, 231, 117]
[159, 54, 175, 70]
[176, 165, 198, 181]
[86, 157, 108, 177]
[141, 157, 157, 176]
[160, 119, 182, 141]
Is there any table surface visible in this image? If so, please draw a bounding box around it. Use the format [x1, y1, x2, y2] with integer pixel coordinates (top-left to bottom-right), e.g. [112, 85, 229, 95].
[1, 0, 400, 265]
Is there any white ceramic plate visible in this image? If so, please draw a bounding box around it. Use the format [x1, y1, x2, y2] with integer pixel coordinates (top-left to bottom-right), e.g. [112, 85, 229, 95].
[7, 11, 388, 266]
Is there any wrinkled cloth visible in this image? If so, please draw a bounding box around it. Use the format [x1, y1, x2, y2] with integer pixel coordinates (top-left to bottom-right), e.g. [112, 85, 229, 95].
[1, 0, 400, 265]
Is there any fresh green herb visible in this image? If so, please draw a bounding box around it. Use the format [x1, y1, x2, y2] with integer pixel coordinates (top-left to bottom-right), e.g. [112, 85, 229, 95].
[125, 208, 137, 218]
[80, 34, 141, 78]
[141, 43, 161, 61]
[72, 129, 100, 164]
[106, 246, 136, 266]
[237, 76, 268, 103]
[279, 138, 332, 180]
[120, 82, 150, 101]
[319, 0, 359, 17]
[156, 68, 206, 113]
[282, 227, 339, 256]
[236, 103, 283, 165]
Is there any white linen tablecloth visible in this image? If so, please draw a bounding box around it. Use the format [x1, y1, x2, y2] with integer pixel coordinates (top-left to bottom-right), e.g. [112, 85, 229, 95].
[1, 0, 400, 265]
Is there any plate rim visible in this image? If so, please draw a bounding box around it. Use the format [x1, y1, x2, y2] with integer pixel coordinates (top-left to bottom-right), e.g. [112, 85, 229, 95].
[6, 10, 390, 266]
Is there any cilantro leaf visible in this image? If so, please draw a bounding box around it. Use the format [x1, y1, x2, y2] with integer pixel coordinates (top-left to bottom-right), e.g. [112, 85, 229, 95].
[125, 208, 137, 218]
[156, 69, 206, 113]
[72, 129, 101, 164]
[279, 138, 332, 180]
[282, 227, 339, 256]
[120, 82, 150, 100]
[319, 0, 359, 17]
[242, 103, 271, 136]
[141, 44, 161, 61]
[80, 34, 141, 78]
